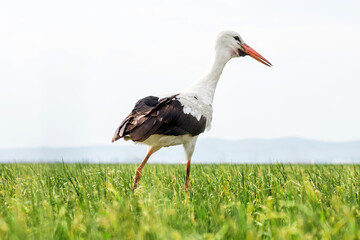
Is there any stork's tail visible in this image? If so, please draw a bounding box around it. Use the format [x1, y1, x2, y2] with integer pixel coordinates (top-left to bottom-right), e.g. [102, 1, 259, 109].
[112, 126, 121, 142]
[112, 122, 128, 143]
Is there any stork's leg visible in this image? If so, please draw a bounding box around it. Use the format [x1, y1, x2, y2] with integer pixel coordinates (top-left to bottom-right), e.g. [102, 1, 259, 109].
[133, 147, 159, 190]
[184, 159, 191, 191]
[183, 137, 198, 191]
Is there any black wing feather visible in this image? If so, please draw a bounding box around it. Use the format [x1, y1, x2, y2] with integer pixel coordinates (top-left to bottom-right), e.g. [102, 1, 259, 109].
[112, 94, 206, 143]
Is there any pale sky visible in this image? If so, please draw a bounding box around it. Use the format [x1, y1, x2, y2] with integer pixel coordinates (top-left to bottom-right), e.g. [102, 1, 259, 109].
[1, 0, 360, 148]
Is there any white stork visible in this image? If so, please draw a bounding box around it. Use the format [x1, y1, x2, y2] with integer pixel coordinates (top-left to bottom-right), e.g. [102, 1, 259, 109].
[112, 30, 272, 190]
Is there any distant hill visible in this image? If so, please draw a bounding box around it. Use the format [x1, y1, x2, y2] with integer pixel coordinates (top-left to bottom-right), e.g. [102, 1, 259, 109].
[1, 137, 360, 164]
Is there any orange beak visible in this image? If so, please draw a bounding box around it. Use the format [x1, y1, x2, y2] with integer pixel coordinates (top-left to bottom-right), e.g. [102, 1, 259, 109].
[240, 43, 272, 67]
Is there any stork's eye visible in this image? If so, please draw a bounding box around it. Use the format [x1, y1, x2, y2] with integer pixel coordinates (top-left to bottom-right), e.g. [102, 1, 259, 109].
[233, 36, 240, 42]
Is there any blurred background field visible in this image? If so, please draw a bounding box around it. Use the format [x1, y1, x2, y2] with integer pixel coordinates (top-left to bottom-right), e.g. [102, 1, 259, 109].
[0, 163, 359, 239]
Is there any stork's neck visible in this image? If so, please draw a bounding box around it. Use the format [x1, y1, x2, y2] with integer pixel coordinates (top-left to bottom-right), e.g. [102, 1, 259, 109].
[186, 51, 231, 104]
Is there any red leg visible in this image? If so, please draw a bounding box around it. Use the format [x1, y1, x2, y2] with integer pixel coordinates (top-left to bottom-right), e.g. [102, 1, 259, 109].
[184, 160, 191, 191]
[133, 149, 153, 190]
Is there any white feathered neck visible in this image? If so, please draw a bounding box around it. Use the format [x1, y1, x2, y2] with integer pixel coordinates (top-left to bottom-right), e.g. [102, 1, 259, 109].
[183, 50, 232, 105]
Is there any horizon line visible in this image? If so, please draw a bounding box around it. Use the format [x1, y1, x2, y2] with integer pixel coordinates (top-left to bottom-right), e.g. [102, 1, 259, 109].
[2, 136, 360, 150]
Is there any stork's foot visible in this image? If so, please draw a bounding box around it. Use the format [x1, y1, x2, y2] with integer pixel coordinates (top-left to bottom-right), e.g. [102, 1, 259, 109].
[133, 168, 142, 190]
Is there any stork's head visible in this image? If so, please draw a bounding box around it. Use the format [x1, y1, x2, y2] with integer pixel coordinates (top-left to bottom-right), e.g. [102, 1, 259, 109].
[215, 30, 272, 67]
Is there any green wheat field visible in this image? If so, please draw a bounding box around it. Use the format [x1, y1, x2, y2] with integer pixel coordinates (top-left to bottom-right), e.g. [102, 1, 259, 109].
[1, 164, 360, 239]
